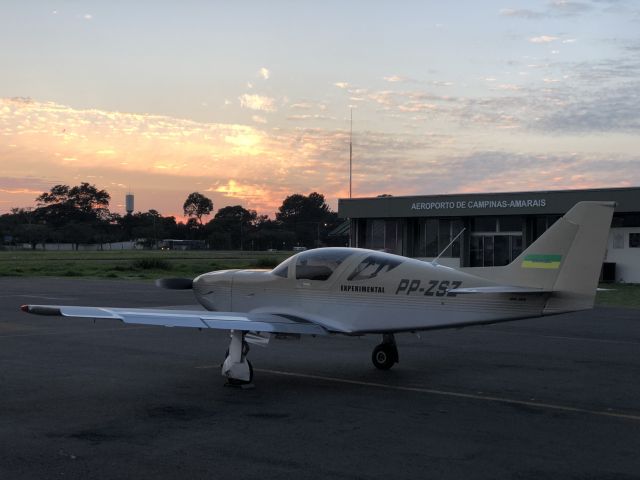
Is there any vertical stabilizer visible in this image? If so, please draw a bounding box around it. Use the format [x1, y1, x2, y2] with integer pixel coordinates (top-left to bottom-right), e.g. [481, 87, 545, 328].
[465, 201, 615, 314]
[543, 201, 615, 314]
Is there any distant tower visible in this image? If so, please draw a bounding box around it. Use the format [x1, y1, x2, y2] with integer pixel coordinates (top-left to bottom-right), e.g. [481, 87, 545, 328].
[125, 193, 134, 215]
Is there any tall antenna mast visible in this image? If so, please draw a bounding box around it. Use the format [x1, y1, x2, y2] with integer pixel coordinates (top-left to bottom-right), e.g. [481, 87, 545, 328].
[349, 108, 353, 198]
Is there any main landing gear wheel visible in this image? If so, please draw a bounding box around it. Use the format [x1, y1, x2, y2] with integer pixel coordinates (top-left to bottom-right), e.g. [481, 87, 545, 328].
[226, 360, 253, 386]
[372, 343, 399, 370]
[222, 332, 255, 387]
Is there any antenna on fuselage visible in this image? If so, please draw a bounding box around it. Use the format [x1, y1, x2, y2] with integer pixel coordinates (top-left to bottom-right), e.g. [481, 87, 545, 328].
[432, 228, 466, 266]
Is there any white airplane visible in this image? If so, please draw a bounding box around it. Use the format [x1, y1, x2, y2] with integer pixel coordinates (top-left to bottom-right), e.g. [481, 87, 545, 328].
[22, 201, 614, 386]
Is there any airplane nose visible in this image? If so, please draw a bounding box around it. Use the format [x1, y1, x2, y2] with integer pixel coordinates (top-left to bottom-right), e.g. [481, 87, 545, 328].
[192, 271, 234, 311]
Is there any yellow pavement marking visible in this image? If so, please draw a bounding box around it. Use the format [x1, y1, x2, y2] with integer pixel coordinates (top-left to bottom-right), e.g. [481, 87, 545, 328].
[195, 365, 640, 422]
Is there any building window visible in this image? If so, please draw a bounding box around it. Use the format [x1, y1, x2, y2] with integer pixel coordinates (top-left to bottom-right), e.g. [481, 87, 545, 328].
[411, 218, 462, 258]
[359, 219, 403, 255]
[530, 215, 561, 242]
[613, 233, 624, 249]
[469, 235, 523, 267]
[612, 214, 640, 228]
[471, 217, 497, 232]
[497, 216, 523, 232]
[630, 233, 640, 248]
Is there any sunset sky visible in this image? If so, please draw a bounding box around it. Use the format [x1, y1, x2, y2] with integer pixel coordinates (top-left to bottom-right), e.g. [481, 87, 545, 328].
[2, 1, 639, 220]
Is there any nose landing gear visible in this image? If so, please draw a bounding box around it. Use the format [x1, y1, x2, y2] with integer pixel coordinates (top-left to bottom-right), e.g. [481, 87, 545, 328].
[371, 333, 399, 370]
[222, 330, 254, 387]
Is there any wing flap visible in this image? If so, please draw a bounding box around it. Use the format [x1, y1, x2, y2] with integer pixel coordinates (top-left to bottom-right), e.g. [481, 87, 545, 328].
[21, 305, 328, 336]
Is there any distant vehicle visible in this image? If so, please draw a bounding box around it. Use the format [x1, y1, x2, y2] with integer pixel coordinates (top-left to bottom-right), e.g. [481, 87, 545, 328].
[292, 246, 307, 252]
[22, 202, 614, 386]
[266, 248, 278, 252]
[158, 239, 206, 251]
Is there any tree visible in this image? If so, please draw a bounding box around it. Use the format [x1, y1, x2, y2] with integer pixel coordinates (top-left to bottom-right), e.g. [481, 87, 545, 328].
[249, 216, 296, 251]
[7, 208, 50, 249]
[128, 210, 165, 248]
[183, 192, 213, 225]
[36, 182, 110, 215]
[276, 192, 330, 225]
[207, 205, 257, 250]
[276, 192, 334, 248]
[35, 183, 110, 225]
[33, 182, 111, 248]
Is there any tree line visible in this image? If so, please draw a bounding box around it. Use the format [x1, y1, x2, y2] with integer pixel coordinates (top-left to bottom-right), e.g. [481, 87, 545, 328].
[0, 182, 348, 250]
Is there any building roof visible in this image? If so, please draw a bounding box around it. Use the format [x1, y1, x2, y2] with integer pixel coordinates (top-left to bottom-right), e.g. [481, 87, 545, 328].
[339, 186, 640, 218]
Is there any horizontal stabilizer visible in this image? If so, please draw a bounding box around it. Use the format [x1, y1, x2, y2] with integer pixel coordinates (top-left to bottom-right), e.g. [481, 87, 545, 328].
[448, 286, 548, 295]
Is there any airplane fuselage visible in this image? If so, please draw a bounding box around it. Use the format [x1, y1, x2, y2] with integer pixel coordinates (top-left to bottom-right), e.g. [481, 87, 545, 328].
[193, 249, 548, 334]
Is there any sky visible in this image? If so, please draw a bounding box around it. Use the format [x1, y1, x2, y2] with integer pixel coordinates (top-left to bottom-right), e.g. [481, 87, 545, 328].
[1, 0, 639, 220]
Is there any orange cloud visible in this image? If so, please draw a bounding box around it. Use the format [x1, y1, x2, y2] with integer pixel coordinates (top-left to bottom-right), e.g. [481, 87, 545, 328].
[2, 97, 637, 218]
[0, 98, 353, 216]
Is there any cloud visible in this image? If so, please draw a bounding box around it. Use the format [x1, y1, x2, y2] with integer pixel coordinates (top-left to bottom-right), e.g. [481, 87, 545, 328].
[529, 35, 559, 43]
[334, 82, 350, 89]
[238, 94, 276, 112]
[0, 97, 372, 214]
[500, 1, 592, 19]
[1, 94, 637, 217]
[495, 84, 522, 91]
[209, 179, 268, 200]
[383, 75, 408, 83]
[252, 115, 267, 124]
[548, 0, 592, 17]
[258, 67, 270, 80]
[0, 177, 54, 193]
[286, 114, 335, 121]
[289, 102, 313, 110]
[351, 150, 640, 199]
[500, 8, 544, 19]
[531, 83, 640, 133]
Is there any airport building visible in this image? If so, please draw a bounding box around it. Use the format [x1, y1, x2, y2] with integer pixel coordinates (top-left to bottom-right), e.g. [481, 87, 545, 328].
[338, 187, 640, 283]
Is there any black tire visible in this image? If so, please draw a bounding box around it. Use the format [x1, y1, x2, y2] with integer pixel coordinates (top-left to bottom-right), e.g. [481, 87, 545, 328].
[226, 360, 254, 385]
[372, 344, 396, 370]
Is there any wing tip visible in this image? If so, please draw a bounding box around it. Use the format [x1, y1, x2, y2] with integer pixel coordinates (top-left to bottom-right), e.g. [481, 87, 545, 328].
[20, 305, 62, 316]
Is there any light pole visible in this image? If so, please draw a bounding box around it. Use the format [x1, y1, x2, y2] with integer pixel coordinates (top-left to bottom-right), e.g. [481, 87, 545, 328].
[316, 222, 328, 248]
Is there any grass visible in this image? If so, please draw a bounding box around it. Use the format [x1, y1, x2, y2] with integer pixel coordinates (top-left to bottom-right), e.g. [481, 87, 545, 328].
[596, 283, 640, 309]
[0, 249, 291, 280]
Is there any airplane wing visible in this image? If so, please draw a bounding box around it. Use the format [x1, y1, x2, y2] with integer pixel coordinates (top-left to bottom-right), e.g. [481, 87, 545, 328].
[20, 305, 329, 336]
[447, 286, 549, 294]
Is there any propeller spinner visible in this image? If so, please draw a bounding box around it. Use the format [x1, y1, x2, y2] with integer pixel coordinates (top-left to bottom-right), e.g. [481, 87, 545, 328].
[155, 277, 194, 290]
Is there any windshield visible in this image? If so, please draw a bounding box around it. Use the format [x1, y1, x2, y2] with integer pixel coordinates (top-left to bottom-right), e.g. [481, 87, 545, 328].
[295, 249, 353, 281]
[347, 254, 402, 281]
[271, 258, 291, 278]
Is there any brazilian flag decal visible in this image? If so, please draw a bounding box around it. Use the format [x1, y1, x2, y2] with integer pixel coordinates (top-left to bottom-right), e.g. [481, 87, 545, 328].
[522, 254, 562, 269]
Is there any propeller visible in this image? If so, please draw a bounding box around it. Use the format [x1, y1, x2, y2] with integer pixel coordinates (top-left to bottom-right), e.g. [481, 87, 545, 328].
[155, 277, 194, 290]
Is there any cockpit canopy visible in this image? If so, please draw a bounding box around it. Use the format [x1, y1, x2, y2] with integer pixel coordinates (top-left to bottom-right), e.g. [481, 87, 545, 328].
[271, 248, 354, 281]
[295, 249, 353, 281]
[271, 248, 405, 282]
